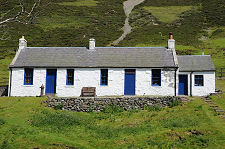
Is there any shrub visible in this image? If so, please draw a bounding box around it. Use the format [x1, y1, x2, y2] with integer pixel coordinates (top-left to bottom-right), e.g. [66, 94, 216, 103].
[54, 104, 64, 110]
[0, 119, 5, 126]
[168, 99, 182, 108]
[0, 140, 10, 149]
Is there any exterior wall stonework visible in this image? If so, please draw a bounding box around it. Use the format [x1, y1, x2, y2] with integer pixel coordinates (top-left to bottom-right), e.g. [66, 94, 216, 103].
[9, 68, 215, 97]
[45, 96, 182, 112]
[56, 68, 125, 97]
[136, 68, 175, 96]
[10, 68, 46, 96]
[0, 85, 8, 96]
[178, 71, 215, 96]
[192, 72, 215, 96]
[57, 68, 176, 97]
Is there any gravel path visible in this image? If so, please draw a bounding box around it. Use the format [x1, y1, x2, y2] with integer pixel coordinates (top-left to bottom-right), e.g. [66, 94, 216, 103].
[112, 0, 145, 45]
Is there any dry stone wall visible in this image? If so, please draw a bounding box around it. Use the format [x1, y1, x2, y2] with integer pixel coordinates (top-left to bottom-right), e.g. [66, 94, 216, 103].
[45, 96, 181, 112]
[0, 85, 8, 96]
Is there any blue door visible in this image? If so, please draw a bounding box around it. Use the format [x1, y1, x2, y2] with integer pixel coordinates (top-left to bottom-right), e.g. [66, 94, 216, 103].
[124, 69, 135, 95]
[46, 69, 57, 94]
[178, 75, 188, 95]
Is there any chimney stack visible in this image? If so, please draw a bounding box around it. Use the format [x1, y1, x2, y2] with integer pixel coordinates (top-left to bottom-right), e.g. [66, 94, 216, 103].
[19, 35, 27, 50]
[89, 38, 95, 50]
[168, 32, 175, 49]
[168, 32, 178, 66]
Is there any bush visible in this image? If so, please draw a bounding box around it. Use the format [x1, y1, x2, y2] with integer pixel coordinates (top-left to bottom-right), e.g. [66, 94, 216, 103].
[0, 119, 5, 126]
[54, 104, 64, 110]
[169, 99, 182, 108]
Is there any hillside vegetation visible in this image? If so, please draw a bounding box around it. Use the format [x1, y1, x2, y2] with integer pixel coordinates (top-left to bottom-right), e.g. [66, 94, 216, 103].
[0, 0, 224, 79]
[120, 0, 225, 69]
[0, 79, 225, 148]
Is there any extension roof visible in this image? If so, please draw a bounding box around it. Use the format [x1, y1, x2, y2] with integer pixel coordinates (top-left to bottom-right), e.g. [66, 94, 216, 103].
[10, 47, 177, 68]
[177, 55, 215, 71]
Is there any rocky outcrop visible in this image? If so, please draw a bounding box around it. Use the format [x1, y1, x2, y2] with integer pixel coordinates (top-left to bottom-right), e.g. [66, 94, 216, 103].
[0, 85, 8, 96]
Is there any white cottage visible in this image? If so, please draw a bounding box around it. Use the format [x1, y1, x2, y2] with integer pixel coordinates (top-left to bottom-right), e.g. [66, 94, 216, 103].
[8, 34, 215, 97]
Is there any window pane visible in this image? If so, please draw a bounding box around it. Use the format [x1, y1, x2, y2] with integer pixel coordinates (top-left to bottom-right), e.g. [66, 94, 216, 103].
[152, 69, 161, 86]
[67, 69, 74, 85]
[195, 75, 203, 86]
[101, 69, 108, 85]
[24, 68, 33, 85]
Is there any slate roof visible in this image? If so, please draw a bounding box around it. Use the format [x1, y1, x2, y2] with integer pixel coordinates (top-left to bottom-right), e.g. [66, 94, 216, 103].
[10, 47, 177, 68]
[177, 55, 215, 71]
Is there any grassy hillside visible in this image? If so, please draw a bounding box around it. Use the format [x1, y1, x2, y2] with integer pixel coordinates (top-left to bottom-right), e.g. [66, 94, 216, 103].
[0, 80, 225, 148]
[0, 0, 224, 80]
[0, 0, 126, 79]
[119, 0, 225, 69]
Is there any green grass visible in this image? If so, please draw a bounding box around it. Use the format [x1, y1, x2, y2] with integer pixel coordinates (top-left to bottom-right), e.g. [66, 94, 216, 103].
[0, 0, 125, 47]
[38, 15, 89, 31]
[0, 0, 224, 81]
[58, 0, 98, 7]
[0, 82, 225, 148]
[143, 6, 196, 23]
[121, 0, 225, 69]
[209, 80, 225, 110]
[206, 38, 225, 48]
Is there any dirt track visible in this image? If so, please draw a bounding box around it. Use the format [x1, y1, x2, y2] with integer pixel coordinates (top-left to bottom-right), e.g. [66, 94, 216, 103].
[112, 0, 145, 45]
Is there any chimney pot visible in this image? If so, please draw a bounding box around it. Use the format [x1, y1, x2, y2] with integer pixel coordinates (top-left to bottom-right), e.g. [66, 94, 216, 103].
[19, 35, 27, 50]
[89, 38, 95, 50]
[168, 32, 175, 49]
[169, 32, 173, 40]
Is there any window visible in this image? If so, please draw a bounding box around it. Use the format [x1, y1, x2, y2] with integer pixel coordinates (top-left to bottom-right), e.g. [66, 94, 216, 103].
[195, 75, 204, 86]
[24, 68, 33, 85]
[67, 69, 74, 85]
[101, 69, 108, 86]
[152, 69, 161, 86]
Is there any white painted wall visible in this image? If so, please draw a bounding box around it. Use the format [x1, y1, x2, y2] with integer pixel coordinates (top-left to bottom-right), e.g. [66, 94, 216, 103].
[10, 68, 46, 96]
[56, 68, 124, 97]
[178, 71, 215, 96]
[9, 68, 215, 97]
[56, 68, 176, 97]
[192, 72, 215, 96]
[136, 69, 176, 96]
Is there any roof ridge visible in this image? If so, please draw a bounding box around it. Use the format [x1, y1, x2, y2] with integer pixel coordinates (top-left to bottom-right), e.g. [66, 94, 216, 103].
[26, 47, 166, 49]
[177, 55, 211, 56]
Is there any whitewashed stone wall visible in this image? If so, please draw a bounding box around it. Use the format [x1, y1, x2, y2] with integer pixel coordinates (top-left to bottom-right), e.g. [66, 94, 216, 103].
[56, 68, 176, 97]
[192, 72, 215, 96]
[9, 68, 214, 97]
[56, 68, 124, 97]
[179, 71, 215, 96]
[136, 68, 176, 96]
[10, 68, 46, 96]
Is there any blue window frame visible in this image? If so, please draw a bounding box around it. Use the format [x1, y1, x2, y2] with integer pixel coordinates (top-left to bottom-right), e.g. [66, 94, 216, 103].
[152, 69, 161, 86]
[101, 69, 108, 86]
[24, 68, 33, 85]
[66, 69, 74, 85]
[195, 75, 204, 86]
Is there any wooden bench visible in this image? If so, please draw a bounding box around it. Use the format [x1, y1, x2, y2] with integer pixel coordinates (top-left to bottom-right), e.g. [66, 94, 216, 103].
[81, 87, 96, 97]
